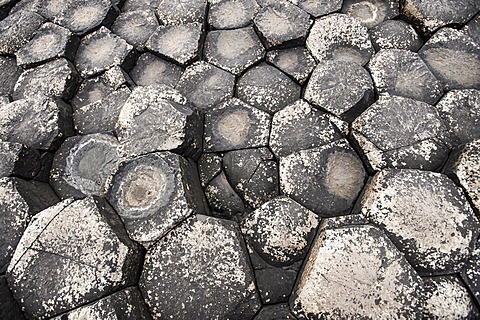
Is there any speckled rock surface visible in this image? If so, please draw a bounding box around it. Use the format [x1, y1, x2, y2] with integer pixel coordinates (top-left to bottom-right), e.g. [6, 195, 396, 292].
[0, 56, 22, 97]
[341, 0, 399, 28]
[0, 276, 25, 320]
[266, 47, 316, 84]
[0, 9, 45, 55]
[112, 10, 159, 51]
[0, 141, 41, 179]
[129, 53, 183, 87]
[156, 0, 207, 25]
[369, 19, 423, 52]
[208, 0, 260, 29]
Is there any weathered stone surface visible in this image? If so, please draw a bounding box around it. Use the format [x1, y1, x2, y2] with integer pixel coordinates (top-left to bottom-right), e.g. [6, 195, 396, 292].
[341, 0, 399, 28]
[463, 239, 480, 305]
[266, 47, 316, 84]
[270, 100, 345, 158]
[360, 169, 479, 274]
[13, 58, 80, 101]
[280, 140, 366, 217]
[205, 171, 245, 217]
[255, 304, 296, 320]
[156, 0, 207, 25]
[129, 52, 183, 87]
[324, 213, 369, 229]
[204, 97, 271, 152]
[75, 27, 135, 78]
[255, 266, 298, 304]
[204, 27, 265, 75]
[290, 225, 424, 319]
[307, 13, 374, 66]
[139, 215, 261, 319]
[122, 0, 159, 11]
[0, 98, 74, 151]
[208, 0, 260, 29]
[296, 0, 342, 17]
[464, 12, 480, 44]
[198, 152, 223, 187]
[176, 61, 235, 110]
[0, 9, 45, 55]
[351, 95, 451, 170]
[369, 19, 423, 52]
[7, 196, 143, 319]
[0, 141, 41, 179]
[419, 27, 480, 91]
[0, 56, 22, 97]
[107, 152, 208, 245]
[112, 10, 159, 51]
[0, 276, 26, 320]
[368, 49, 443, 104]
[116, 85, 202, 159]
[237, 63, 301, 114]
[305, 60, 374, 120]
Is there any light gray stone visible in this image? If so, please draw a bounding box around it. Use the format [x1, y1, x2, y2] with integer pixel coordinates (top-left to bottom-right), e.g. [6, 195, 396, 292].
[297, 0, 342, 17]
[341, 0, 399, 28]
[156, 0, 207, 25]
[369, 19, 423, 52]
[208, 0, 260, 29]
[129, 52, 183, 87]
[266, 47, 316, 84]
[0, 9, 45, 55]
[112, 10, 159, 51]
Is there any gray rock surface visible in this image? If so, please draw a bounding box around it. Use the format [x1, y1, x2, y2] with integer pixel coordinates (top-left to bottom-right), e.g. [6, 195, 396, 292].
[205, 171, 245, 217]
[464, 12, 480, 44]
[266, 47, 316, 84]
[112, 10, 159, 51]
[0, 9, 45, 55]
[122, 0, 159, 11]
[296, 0, 342, 17]
[341, 0, 399, 28]
[0, 56, 22, 97]
[0, 275, 25, 320]
[254, 304, 296, 320]
[208, 0, 260, 29]
[0, 141, 41, 179]
[156, 0, 207, 25]
[369, 19, 423, 52]
[129, 52, 183, 87]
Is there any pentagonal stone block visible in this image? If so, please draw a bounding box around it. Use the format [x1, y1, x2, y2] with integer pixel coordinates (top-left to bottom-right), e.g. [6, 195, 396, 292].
[75, 27, 135, 78]
[369, 19, 423, 52]
[290, 225, 424, 319]
[116, 85, 202, 159]
[269, 100, 345, 158]
[112, 10, 159, 51]
[0, 177, 58, 273]
[0, 9, 45, 55]
[208, 0, 260, 29]
[307, 13, 374, 66]
[50, 134, 121, 199]
[0, 56, 22, 97]
[223, 147, 279, 209]
[129, 52, 183, 87]
[139, 215, 261, 319]
[146, 23, 202, 66]
[266, 47, 316, 84]
[280, 140, 366, 217]
[237, 63, 301, 114]
[156, 0, 207, 25]
[255, 304, 296, 320]
[0, 141, 41, 179]
[204, 97, 271, 152]
[7, 196, 143, 319]
[419, 27, 480, 91]
[107, 152, 208, 245]
[305, 60, 374, 121]
[242, 196, 319, 266]
[341, 0, 399, 28]
[16, 22, 79, 68]
[176, 61, 235, 110]
[204, 27, 265, 75]
[0, 97, 74, 151]
[360, 169, 479, 275]
[368, 49, 443, 104]
[351, 95, 451, 171]
[297, 0, 342, 17]
[13, 58, 80, 101]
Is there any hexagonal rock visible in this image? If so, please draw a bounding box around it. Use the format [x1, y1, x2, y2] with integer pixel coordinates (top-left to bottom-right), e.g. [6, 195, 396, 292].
[290, 225, 424, 319]
[129, 52, 183, 87]
[255, 304, 296, 320]
[254, 2, 311, 48]
[204, 27, 265, 75]
[351, 95, 451, 171]
[306, 13, 374, 66]
[156, 0, 207, 25]
[269, 100, 345, 158]
[423, 276, 477, 319]
[107, 152, 208, 245]
[51, 288, 153, 320]
[0, 56, 21, 97]
[242, 196, 319, 266]
[16, 22, 79, 68]
[13, 58, 80, 101]
[0, 98, 74, 151]
[266, 47, 316, 84]
[295, 0, 342, 17]
[208, 0, 260, 29]
[223, 147, 279, 209]
[341, 0, 399, 28]
[0, 9, 45, 55]
[368, 49, 443, 104]
[203, 98, 271, 152]
[237, 63, 301, 114]
[369, 19, 423, 52]
[0, 177, 58, 273]
[403, 0, 479, 34]
[305, 60, 374, 121]
[7, 196, 143, 319]
[0, 141, 41, 179]
[360, 169, 479, 275]
[280, 140, 366, 217]
[112, 10, 159, 51]
[122, 0, 159, 11]
[176, 61, 235, 110]
[204, 171, 245, 217]
[116, 85, 202, 159]
[75, 27, 135, 78]
[0, 276, 26, 320]
[418, 27, 480, 91]
[148, 217, 262, 318]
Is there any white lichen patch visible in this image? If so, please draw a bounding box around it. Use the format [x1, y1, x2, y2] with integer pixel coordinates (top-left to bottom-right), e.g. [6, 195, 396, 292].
[424, 277, 474, 319]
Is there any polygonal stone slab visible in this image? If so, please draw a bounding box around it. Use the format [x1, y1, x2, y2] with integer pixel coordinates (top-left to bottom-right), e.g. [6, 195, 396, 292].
[208, 0, 260, 29]
[367, 49, 443, 104]
[266, 47, 316, 84]
[0, 9, 45, 55]
[369, 19, 423, 52]
[116, 85, 202, 159]
[7, 196, 143, 319]
[176, 61, 235, 110]
[122, 0, 159, 11]
[360, 169, 479, 274]
[280, 139, 366, 217]
[269, 100, 345, 158]
[305, 60, 374, 121]
[129, 52, 183, 87]
[204, 171, 245, 217]
[139, 215, 261, 319]
[237, 63, 301, 114]
[204, 27, 265, 75]
[296, 0, 342, 17]
[306, 13, 374, 66]
[351, 95, 451, 170]
[255, 304, 296, 320]
[203, 97, 271, 152]
[156, 0, 207, 25]
[242, 196, 319, 266]
[0, 141, 41, 179]
[112, 10, 159, 51]
[0, 56, 22, 97]
[107, 152, 208, 245]
[341, 0, 399, 28]
[290, 225, 424, 319]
